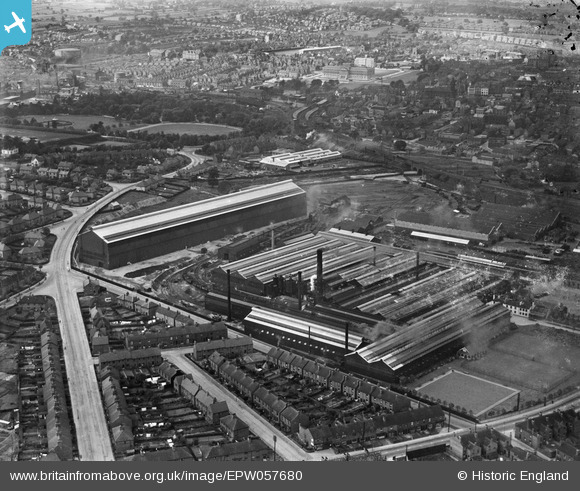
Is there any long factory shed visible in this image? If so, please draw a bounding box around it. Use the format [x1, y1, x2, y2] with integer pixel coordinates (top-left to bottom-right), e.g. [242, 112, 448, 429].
[79, 180, 307, 269]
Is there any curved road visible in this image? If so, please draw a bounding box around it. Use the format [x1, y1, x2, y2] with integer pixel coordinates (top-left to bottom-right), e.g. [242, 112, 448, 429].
[31, 152, 205, 460]
[35, 186, 137, 461]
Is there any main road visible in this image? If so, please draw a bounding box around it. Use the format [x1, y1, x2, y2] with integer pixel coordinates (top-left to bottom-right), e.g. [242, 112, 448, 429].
[35, 185, 138, 461]
[30, 151, 205, 460]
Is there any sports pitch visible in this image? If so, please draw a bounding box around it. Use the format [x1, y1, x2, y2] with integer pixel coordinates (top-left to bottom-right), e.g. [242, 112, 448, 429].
[416, 370, 519, 417]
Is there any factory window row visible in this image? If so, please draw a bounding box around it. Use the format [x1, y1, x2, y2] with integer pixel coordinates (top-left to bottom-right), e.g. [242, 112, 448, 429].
[258, 329, 337, 354]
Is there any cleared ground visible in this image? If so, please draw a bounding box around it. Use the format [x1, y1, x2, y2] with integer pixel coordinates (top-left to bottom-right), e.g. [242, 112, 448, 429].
[492, 331, 580, 372]
[467, 351, 573, 394]
[416, 370, 518, 417]
[128, 122, 242, 135]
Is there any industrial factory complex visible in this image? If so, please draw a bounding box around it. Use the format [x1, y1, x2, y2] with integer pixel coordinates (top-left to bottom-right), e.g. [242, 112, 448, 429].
[79, 180, 307, 269]
[209, 229, 511, 383]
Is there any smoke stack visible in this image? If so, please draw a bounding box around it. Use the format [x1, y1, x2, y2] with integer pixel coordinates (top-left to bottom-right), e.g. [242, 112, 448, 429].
[344, 322, 349, 354]
[416, 251, 420, 282]
[317, 249, 323, 298]
[271, 229, 275, 250]
[373, 246, 376, 266]
[227, 269, 232, 322]
[297, 271, 302, 310]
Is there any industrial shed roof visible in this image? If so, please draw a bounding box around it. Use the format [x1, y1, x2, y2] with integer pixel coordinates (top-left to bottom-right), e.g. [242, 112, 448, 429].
[244, 307, 364, 351]
[411, 231, 470, 245]
[350, 299, 508, 371]
[90, 180, 305, 244]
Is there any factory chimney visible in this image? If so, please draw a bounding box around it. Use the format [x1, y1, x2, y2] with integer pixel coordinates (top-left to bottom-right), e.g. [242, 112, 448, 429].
[227, 269, 232, 321]
[316, 248, 323, 298]
[344, 322, 349, 354]
[297, 271, 302, 310]
[416, 251, 420, 282]
[271, 229, 275, 250]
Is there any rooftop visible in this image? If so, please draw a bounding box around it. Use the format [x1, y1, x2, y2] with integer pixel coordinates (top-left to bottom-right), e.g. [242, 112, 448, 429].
[89, 180, 305, 244]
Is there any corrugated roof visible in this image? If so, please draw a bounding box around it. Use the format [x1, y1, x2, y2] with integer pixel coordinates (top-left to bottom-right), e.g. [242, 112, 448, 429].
[411, 231, 470, 245]
[91, 180, 305, 244]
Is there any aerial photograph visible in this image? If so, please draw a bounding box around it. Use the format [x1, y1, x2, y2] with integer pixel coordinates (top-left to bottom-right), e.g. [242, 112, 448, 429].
[1, 0, 580, 466]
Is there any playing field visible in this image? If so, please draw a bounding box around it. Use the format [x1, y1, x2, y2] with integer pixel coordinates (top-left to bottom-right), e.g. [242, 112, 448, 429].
[493, 331, 580, 372]
[468, 350, 574, 394]
[18, 114, 122, 130]
[417, 370, 519, 417]
[0, 125, 80, 143]
[128, 122, 241, 136]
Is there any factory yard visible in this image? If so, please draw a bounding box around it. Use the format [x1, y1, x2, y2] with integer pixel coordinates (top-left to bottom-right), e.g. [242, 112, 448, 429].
[305, 179, 446, 229]
[416, 370, 519, 418]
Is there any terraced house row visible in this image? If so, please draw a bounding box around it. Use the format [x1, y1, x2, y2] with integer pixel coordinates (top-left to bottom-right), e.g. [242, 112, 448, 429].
[206, 351, 310, 434]
[266, 347, 411, 412]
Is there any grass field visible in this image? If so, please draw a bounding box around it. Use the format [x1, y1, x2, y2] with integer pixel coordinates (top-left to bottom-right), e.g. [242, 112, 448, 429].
[492, 331, 580, 372]
[417, 370, 518, 416]
[18, 114, 125, 130]
[467, 351, 573, 394]
[0, 125, 80, 143]
[128, 122, 241, 136]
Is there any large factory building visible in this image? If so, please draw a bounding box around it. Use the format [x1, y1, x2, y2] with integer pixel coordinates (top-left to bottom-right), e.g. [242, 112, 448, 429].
[79, 180, 307, 269]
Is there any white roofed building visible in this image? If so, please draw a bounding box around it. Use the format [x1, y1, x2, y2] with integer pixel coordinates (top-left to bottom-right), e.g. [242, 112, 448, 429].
[79, 180, 307, 269]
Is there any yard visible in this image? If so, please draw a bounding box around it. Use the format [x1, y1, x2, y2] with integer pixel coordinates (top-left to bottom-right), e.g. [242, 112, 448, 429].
[416, 370, 519, 417]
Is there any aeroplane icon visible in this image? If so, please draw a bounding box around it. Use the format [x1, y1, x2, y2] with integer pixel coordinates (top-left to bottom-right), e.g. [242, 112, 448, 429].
[5, 12, 26, 34]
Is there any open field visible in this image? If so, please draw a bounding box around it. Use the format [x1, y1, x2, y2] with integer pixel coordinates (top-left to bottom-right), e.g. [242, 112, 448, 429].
[492, 330, 580, 372]
[416, 370, 518, 417]
[128, 122, 242, 136]
[17, 114, 127, 130]
[467, 350, 574, 394]
[0, 125, 81, 143]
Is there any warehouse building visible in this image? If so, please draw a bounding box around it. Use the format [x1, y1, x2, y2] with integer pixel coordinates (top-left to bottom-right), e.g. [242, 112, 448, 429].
[259, 148, 341, 171]
[79, 180, 307, 269]
[242, 307, 364, 359]
[346, 299, 510, 382]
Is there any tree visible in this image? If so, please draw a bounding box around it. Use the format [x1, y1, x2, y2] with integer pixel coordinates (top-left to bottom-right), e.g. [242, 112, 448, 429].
[310, 79, 322, 90]
[207, 167, 219, 187]
[394, 140, 407, 151]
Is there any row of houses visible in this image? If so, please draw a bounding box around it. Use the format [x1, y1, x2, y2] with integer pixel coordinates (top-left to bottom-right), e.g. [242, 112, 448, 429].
[0, 204, 66, 238]
[121, 438, 271, 462]
[516, 410, 580, 461]
[40, 329, 74, 461]
[124, 322, 228, 350]
[451, 427, 511, 461]
[267, 347, 411, 412]
[0, 263, 41, 299]
[156, 362, 232, 426]
[156, 361, 273, 461]
[100, 367, 134, 454]
[1, 178, 99, 205]
[118, 293, 209, 329]
[207, 351, 309, 434]
[191, 336, 254, 361]
[98, 348, 163, 370]
[297, 405, 446, 451]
